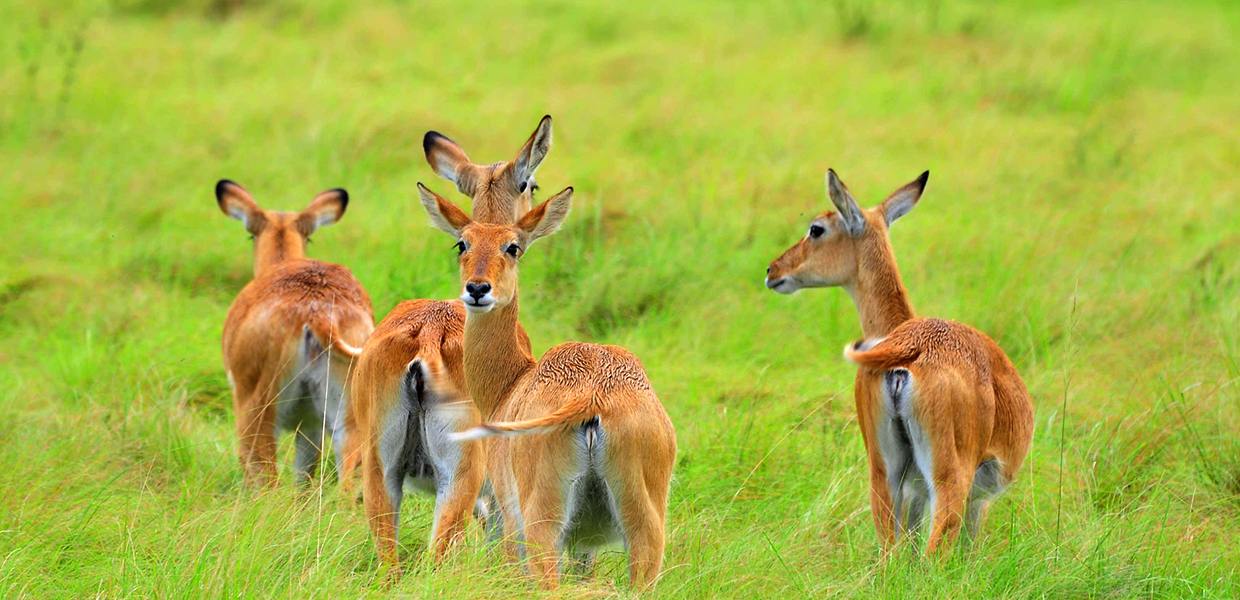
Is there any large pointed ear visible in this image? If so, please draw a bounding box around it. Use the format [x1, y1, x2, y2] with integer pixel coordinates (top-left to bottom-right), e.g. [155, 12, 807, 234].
[215, 180, 266, 234]
[418, 183, 472, 238]
[298, 188, 349, 234]
[423, 131, 477, 191]
[826, 169, 865, 236]
[515, 187, 573, 245]
[881, 171, 929, 227]
[511, 115, 552, 193]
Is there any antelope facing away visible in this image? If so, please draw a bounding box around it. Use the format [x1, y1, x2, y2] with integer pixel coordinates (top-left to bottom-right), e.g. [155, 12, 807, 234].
[419, 185, 677, 590]
[345, 117, 551, 571]
[216, 181, 374, 486]
[764, 169, 1034, 554]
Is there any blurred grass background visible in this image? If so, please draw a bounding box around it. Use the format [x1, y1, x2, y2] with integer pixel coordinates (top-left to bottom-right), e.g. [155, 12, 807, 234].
[2, 0, 1239, 597]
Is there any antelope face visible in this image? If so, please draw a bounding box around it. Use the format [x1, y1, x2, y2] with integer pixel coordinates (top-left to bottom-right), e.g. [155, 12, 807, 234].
[765, 210, 861, 294]
[454, 223, 524, 312]
[765, 169, 929, 295]
[419, 183, 574, 313]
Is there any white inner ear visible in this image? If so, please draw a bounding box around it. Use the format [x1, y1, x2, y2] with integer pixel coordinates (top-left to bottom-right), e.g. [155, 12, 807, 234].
[313, 210, 337, 229]
[435, 161, 458, 183]
[228, 206, 248, 228]
[528, 198, 571, 242]
[885, 195, 917, 225]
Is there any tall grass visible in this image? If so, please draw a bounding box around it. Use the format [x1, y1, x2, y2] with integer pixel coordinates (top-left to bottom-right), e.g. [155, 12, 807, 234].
[2, 0, 1239, 597]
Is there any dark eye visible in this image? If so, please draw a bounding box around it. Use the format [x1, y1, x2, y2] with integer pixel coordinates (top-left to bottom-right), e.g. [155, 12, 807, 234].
[809, 225, 825, 239]
[506, 243, 520, 257]
[454, 240, 466, 255]
[517, 181, 527, 193]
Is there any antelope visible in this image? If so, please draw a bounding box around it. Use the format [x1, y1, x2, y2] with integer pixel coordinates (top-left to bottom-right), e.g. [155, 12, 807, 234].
[764, 169, 1034, 554]
[419, 184, 677, 590]
[216, 180, 374, 486]
[345, 117, 551, 571]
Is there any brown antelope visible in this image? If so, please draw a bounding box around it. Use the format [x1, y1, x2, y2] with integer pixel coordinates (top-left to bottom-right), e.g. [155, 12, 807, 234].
[764, 169, 1034, 554]
[345, 117, 551, 571]
[419, 185, 676, 590]
[216, 180, 374, 486]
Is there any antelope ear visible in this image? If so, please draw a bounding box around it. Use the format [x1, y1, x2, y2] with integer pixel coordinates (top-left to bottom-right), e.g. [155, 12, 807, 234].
[881, 171, 929, 227]
[826, 169, 865, 236]
[511, 115, 552, 192]
[418, 183, 472, 238]
[298, 188, 348, 234]
[424, 130, 481, 194]
[215, 179, 265, 234]
[516, 187, 573, 245]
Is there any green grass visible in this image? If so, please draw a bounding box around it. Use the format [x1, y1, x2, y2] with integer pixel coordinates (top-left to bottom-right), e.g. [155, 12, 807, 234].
[3, 0, 1240, 597]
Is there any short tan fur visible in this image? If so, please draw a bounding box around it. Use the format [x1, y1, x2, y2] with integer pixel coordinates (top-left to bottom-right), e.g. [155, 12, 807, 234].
[216, 180, 374, 487]
[346, 117, 551, 573]
[766, 169, 1034, 554]
[420, 186, 677, 590]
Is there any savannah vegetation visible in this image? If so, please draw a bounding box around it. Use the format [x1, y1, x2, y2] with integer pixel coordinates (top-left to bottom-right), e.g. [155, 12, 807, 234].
[2, 0, 1239, 597]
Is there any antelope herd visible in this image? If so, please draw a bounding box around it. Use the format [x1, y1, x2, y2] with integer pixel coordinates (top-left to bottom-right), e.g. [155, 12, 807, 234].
[215, 115, 1033, 590]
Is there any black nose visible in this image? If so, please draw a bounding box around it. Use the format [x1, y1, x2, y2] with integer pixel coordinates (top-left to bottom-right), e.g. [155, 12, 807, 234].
[466, 282, 491, 300]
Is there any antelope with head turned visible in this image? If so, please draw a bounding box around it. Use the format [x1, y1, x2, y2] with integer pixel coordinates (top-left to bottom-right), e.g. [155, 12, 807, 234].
[765, 169, 1034, 554]
[419, 184, 677, 590]
[216, 181, 374, 486]
[345, 117, 551, 573]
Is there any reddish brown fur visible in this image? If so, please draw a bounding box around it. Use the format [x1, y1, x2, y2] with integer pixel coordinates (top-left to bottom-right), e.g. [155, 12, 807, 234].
[766, 169, 1034, 554]
[420, 187, 677, 591]
[217, 181, 373, 487]
[347, 118, 548, 574]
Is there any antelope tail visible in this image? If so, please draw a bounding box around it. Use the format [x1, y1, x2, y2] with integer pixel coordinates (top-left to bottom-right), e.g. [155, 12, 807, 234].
[450, 395, 596, 442]
[304, 323, 363, 360]
[843, 337, 920, 370]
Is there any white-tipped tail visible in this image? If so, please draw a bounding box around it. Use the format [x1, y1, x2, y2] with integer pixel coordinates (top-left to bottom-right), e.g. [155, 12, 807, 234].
[333, 339, 363, 358]
[844, 337, 886, 364]
[448, 422, 557, 443]
[449, 426, 495, 442]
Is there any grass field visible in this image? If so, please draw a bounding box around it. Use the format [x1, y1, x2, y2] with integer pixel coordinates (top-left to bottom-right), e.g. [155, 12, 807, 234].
[3, 0, 1240, 597]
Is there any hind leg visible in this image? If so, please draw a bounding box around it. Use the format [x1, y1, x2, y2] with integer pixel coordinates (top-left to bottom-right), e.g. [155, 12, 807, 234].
[293, 427, 324, 485]
[965, 499, 991, 541]
[236, 383, 279, 487]
[425, 406, 486, 559]
[878, 418, 914, 541]
[925, 456, 974, 555]
[965, 459, 1005, 541]
[905, 480, 929, 537]
[615, 485, 666, 590]
[428, 457, 485, 560]
[521, 488, 566, 589]
[605, 437, 671, 589]
[364, 409, 409, 574]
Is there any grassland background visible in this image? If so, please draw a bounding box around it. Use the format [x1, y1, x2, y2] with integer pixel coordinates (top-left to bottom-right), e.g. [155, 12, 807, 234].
[3, 0, 1240, 597]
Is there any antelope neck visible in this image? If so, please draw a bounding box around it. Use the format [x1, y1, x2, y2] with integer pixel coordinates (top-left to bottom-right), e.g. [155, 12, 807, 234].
[253, 228, 304, 278]
[844, 237, 915, 339]
[462, 289, 535, 419]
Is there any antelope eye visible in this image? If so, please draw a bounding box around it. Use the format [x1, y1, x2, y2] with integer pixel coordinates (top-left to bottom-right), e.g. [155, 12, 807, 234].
[454, 240, 466, 255]
[505, 243, 520, 257]
[517, 181, 528, 193]
[809, 224, 826, 239]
